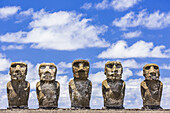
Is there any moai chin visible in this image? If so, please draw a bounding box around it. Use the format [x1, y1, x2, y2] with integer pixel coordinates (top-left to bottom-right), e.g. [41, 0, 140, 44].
[36, 63, 60, 109]
[69, 59, 92, 109]
[141, 64, 163, 109]
[7, 62, 30, 109]
[102, 61, 125, 109]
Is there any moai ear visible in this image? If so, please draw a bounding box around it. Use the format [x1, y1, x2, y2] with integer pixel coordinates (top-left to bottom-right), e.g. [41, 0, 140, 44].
[121, 67, 123, 74]
[104, 63, 107, 75]
[25, 64, 28, 75]
[9, 66, 12, 76]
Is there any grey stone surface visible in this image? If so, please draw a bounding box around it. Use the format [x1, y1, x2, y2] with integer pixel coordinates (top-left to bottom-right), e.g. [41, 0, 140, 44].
[0, 109, 170, 113]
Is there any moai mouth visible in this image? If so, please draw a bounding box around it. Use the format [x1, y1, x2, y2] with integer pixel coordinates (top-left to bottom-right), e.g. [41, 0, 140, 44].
[150, 72, 156, 80]
[78, 70, 85, 76]
[44, 72, 52, 80]
[15, 70, 22, 75]
[108, 70, 119, 76]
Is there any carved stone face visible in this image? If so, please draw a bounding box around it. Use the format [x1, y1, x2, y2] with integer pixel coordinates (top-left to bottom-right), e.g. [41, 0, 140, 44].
[10, 62, 27, 81]
[143, 64, 160, 80]
[72, 60, 90, 80]
[105, 61, 123, 80]
[39, 63, 57, 82]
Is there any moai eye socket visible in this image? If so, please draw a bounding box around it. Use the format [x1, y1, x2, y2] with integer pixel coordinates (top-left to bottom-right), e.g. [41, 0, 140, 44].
[145, 66, 151, 70]
[49, 65, 55, 69]
[11, 64, 17, 68]
[73, 62, 79, 67]
[154, 66, 159, 70]
[107, 64, 113, 68]
[20, 64, 25, 68]
[116, 64, 121, 68]
[84, 62, 89, 67]
[40, 66, 46, 69]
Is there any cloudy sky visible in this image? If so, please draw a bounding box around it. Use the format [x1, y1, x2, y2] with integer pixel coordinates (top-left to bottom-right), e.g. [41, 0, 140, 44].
[0, 0, 170, 109]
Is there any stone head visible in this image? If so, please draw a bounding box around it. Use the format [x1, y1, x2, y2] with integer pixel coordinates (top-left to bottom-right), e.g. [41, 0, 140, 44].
[143, 64, 160, 80]
[9, 62, 27, 81]
[39, 63, 57, 82]
[104, 61, 123, 80]
[72, 59, 90, 80]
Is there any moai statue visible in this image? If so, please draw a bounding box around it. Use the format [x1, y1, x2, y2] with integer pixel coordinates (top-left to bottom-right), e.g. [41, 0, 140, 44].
[102, 61, 125, 109]
[141, 64, 163, 109]
[69, 59, 92, 109]
[7, 62, 30, 109]
[36, 63, 60, 109]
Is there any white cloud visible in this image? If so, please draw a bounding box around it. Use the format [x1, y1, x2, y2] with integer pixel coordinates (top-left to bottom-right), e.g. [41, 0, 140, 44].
[56, 75, 71, 108]
[113, 9, 170, 29]
[122, 68, 133, 80]
[89, 71, 105, 108]
[0, 6, 20, 19]
[121, 59, 144, 69]
[92, 60, 108, 69]
[0, 74, 9, 108]
[98, 40, 170, 58]
[0, 9, 110, 51]
[1, 45, 24, 51]
[135, 70, 143, 76]
[111, 0, 141, 11]
[0, 54, 11, 71]
[57, 62, 72, 74]
[122, 30, 142, 39]
[160, 77, 170, 108]
[124, 78, 143, 108]
[81, 3, 92, 10]
[89, 71, 106, 84]
[19, 8, 34, 16]
[95, 0, 109, 10]
[95, 0, 141, 11]
[160, 64, 170, 70]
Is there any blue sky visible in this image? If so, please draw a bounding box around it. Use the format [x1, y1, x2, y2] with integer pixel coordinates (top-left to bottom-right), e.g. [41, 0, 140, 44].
[0, 0, 170, 109]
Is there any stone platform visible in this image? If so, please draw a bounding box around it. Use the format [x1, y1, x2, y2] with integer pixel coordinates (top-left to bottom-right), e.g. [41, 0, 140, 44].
[0, 109, 170, 113]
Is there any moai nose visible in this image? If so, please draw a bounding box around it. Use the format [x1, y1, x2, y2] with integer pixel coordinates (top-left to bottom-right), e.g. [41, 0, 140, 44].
[79, 64, 84, 70]
[44, 71, 51, 76]
[150, 72, 156, 76]
[111, 65, 117, 72]
[150, 66, 155, 73]
[15, 70, 20, 73]
[15, 65, 20, 70]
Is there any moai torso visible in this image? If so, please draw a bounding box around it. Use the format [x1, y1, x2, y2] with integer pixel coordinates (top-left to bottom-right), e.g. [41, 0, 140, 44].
[141, 64, 163, 109]
[36, 63, 60, 109]
[69, 60, 92, 109]
[7, 62, 30, 109]
[102, 61, 125, 109]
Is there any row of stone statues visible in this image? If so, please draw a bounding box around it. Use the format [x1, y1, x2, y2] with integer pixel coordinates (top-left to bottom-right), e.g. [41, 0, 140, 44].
[6, 60, 163, 109]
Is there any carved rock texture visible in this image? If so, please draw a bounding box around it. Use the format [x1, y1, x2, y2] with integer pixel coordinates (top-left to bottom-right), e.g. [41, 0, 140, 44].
[141, 64, 163, 109]
[7, 62, 30, 109]
[36, 63, 60, 109]
[69, 59, 92, 109]
[102, 61, 125, 109]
